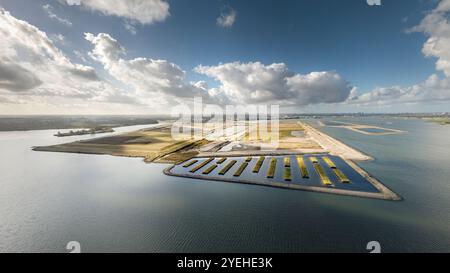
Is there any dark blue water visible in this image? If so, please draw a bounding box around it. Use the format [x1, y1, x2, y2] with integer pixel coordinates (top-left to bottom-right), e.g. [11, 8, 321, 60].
[0, 118, 449, 252]
[172, 155, 379, 193]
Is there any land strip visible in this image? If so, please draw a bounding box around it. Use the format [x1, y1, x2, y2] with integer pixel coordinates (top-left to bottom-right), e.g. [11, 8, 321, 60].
[302, 123, 372, 161]
[318, 120, 406, 135]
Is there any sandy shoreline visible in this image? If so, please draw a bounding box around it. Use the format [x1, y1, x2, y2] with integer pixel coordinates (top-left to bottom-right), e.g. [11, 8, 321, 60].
[301, 122, 373, 161]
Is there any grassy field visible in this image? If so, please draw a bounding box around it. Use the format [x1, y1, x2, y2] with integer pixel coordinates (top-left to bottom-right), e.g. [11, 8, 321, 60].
[182, 159, 198, 167]
[240, 120, 322, 150]
[243, 120, 304, 141]
[190, 158, 214, 173]
[276, 122, 321, 150]
[278, 121, 304, 138]
[267, 157, 277, 178]
[33, 120, 324, 164]
[296, 156, 309, 178]
[217, 157, 227, 164]
[34, 125, 210, 164]
[202, 164, 218, 174]
[233, 162, 248, 177]
[313, 163, 332, 186]
[219, 160, 237, 175]
[333, 168, 350, 183]
[252, 156, 265, 173]
[284, 166, 292, 181]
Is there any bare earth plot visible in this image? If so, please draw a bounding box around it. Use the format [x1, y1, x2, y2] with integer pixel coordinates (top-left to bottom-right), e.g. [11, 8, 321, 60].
[34, 125, 210, 164]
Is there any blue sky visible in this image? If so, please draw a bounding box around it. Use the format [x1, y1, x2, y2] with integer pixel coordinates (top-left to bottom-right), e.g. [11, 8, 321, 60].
[0, 0, 449, 114]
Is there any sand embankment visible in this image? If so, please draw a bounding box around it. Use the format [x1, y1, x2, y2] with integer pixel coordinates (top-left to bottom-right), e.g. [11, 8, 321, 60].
[301, 122, 372, 161]
[197, 149, 326, 158]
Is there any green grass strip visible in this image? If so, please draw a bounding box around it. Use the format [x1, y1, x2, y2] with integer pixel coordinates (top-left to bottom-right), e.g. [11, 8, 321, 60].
[252, 156, 265, 173]
[296, 156, 309, 178]
[267, 157, 277, 178]
[218, 160, 237, 175]
[233, 162, 248, 177]
[284, 167, 292, 181]
[309, 156, 318, 163]
[284, 156, 291, 167]
[322, 156, 336, 169]
[183, 159, 198, 168]
[190, 158, 214, 173]
[333, 168, 350, 183]
[217, 157, 227, 164]
[202, 164, 218, 174]
[313, 163, 332, 186]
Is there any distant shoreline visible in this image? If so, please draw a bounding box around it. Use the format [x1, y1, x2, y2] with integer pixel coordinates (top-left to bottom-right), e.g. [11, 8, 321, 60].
[0, 116, 160, 131]
[54, 127, 115, 137]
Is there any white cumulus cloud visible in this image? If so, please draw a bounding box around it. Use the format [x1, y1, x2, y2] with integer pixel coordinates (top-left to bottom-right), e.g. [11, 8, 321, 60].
[0, 8, 137, 107]
[195, 62, 352, 105]
[349, 74, 450, 105]
[408, 0, 450, 77]
[42, 4, 72, 26]
[217, 8, 236, 28]
[350, 0, 450, 105]
[84, 32, 216, 103]
[84, 34, 351, 107]
[65, 0, 170, 25]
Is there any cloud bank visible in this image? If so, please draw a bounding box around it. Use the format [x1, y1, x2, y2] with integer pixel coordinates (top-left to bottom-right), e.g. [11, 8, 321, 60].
[350, 0, 450, 105]
[0, 8, 137, 107]
[84, 33, 353, 107]
[195, 62, 351, 105]
[3, 0, 450, 114]
[65, 0, 170, 25]
[0, 5, 361, 114]
[84, 32, 217, 105]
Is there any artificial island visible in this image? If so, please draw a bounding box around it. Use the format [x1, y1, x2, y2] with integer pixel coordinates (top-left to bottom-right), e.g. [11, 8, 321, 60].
[33, 118, 402, 200]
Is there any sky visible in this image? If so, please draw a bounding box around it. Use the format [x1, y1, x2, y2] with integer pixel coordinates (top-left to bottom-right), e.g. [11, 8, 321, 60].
[0, 0, 450, 114]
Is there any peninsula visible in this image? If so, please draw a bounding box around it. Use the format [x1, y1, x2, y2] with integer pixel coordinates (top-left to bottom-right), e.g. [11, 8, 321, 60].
[54, 127, 114, 137]
[33, 119, 401, 200]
